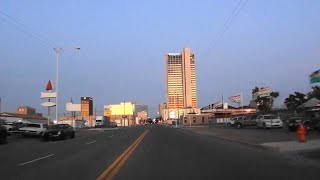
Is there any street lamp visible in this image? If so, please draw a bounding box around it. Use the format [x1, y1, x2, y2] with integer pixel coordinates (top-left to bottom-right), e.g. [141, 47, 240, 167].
[54, 46, 80, 123]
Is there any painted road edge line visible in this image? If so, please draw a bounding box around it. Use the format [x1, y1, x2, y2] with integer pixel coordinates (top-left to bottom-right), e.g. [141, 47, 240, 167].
[97, 129, 149, 180]
[86, 140, 97, 145]
[18, 154, 55, 166]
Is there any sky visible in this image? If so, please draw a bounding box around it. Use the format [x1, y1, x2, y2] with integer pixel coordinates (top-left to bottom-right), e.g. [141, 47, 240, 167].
[1, 0, 320, 117]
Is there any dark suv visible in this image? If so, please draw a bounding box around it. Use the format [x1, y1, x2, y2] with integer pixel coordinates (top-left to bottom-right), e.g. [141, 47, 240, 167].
[234, 115, 257, 129]
[287, 110, 320, 132]
[287, 116, 320, 132]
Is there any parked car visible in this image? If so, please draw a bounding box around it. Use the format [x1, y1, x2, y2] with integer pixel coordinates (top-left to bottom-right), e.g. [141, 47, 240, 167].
[109, 122, 118, 128]
[0, 119, 14, 132]
[256, 114, 283, 129]
[234, 115, 257, 129]
[287, 116, 320, 132]
[0, 125, 7, 144]
[287, 116, 308, 132]
[42, 124, 75, 141]
[11, 122, 28, 131]
[18, 123, 49, 136]
[226, 116, 240, 127]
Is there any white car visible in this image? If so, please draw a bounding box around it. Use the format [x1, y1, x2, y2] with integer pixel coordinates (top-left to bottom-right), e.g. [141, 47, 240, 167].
[256, 114, 283, 129]
[18, 123, 49, 136]
[0, 119, 13, 131]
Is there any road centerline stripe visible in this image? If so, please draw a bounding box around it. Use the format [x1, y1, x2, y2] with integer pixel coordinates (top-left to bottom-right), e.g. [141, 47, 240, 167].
[97, 129, 149, 180]
[18, 154, 55, 166]
[86, 140, 97, 145]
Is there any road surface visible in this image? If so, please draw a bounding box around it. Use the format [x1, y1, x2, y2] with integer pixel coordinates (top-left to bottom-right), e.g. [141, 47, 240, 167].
[0, 125, 319, 180]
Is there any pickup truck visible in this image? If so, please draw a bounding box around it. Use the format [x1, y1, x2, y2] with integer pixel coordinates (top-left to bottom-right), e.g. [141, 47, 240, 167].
[234, 115, 257, 129]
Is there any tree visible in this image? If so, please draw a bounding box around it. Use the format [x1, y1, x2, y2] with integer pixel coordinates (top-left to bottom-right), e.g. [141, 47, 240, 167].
[284, 92, 307, 109]
[307, 86, 320, 100]
[252, 87, 279, 112]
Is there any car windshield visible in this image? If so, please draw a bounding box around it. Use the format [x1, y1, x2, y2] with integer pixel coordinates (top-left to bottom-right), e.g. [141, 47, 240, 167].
[0, 119, 8, 125]
[26, 124, 41, 128]
[264, 116, 278, 119]
[49, 124, 64, 129]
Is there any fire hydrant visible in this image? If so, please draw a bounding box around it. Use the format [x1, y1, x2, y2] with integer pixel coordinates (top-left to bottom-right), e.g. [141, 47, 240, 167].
[296, 124, 306, 142]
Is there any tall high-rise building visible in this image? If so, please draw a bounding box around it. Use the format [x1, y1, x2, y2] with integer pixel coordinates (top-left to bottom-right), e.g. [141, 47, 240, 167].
[165, 48, 197, 109]
[81, 97, 93, 116]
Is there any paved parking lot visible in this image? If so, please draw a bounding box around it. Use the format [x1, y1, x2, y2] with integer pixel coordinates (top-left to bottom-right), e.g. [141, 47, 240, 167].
[183, 124, 320, 144]
[181, 124, 320, 163]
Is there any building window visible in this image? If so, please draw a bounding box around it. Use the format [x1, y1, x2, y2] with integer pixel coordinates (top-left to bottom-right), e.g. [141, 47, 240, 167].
[193, 117, 196, 123]
[202, 117, 205, 123]
[184, 120, 187, 123]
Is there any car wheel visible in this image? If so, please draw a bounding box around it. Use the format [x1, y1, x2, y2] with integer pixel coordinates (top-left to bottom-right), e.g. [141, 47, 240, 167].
[227, 123, 231, 127]
[263, 123, 267, 129]
[60, 133, 66, 140]
[0, 135, 7, 144]
[236, 123, 242, 129]
[71, 132, 75, 139]
[304, 123, 312, 131]
[256, 123, 260, 129]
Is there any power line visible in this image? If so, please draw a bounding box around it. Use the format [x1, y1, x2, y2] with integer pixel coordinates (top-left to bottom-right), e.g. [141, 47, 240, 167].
[201, 0, 249, 57]
[0, 10, 56, 48]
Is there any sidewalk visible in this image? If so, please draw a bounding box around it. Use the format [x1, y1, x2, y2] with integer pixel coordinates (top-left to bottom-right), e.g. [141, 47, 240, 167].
[261, 140, 320, 152]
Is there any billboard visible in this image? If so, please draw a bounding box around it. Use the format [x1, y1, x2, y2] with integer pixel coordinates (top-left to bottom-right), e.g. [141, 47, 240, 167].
[66, 102, 81, 111]
[169, 111, 176, 119]
[41, 102, 56, 107]
[40, 92, 57, 99]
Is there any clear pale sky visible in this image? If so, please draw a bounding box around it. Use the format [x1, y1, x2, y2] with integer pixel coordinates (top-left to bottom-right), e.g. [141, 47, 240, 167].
[1, 0, 320, 117]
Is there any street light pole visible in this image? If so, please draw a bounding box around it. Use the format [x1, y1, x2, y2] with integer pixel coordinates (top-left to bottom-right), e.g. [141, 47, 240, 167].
[53, 46, 80, 123]
[54, 48, 62, 123]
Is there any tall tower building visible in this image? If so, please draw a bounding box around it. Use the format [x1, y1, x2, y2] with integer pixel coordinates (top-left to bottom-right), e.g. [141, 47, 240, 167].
[81, 97, 93, 116]
[165, 48, 197, 110]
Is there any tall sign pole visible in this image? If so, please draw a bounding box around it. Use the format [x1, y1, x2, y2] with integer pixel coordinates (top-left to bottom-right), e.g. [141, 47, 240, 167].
[41, 80, 56, 125]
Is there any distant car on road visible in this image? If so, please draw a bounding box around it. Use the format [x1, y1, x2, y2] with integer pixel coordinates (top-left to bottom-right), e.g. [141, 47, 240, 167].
[234, 115, 257, 129]
[18, 123, 49, 136]
[0, 125, 7, 144]
[256, 114, 283, 129]
[42, 124, 75, 141]
[109, 122, 117, 128]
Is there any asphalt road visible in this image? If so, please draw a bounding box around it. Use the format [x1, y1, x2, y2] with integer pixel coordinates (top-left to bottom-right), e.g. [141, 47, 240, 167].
[0, 126, 147, 180]
[116, 125, 319, 180]
[1, 125, 319, 180]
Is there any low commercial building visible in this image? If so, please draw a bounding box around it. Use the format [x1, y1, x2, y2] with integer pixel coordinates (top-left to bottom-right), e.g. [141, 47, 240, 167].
[0, 105, 47, 124]
[104, 102, 136, 126]
[201, 105, 257, 124]
[183, 114, 209, 126]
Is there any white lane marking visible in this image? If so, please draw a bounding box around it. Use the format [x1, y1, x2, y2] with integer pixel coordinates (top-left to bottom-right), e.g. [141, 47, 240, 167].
[86, 140, 96, 145]
[19, 154, 55, 166]
[109, 135, 114, 138]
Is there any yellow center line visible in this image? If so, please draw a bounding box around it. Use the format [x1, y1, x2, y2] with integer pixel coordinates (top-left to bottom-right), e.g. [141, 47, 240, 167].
[97, 129, 149, 180]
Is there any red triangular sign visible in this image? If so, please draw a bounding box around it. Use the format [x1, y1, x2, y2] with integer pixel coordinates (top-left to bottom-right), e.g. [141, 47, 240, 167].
[46, 80, 53, 91]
